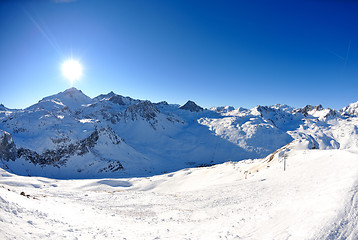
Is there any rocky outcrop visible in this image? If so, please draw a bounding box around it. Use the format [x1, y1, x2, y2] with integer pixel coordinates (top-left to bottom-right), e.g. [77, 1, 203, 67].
[1, 128, 123, 171]
[256, 106, 277, 116]
[295, 104, 324, 116]
[94, 92, 136, 106]
[179, 101, 203, 112]
[125, 101, 160, 122]
[155, 101, 169, 106]
[109, 95, 126, 105]
[0, 131, 17, 161]
[99, 161, 123, 172]
[94, 91, 116, 101]
[325, 108, 338, 118]
[16, 129, 100, 166]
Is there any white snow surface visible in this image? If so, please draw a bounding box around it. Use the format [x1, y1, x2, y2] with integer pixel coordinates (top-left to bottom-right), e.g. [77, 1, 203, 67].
[341, 101, 358, 116]
[0, 148, 357, 239]
[1, 89, 358, 238]
[39, 88, 93, 111]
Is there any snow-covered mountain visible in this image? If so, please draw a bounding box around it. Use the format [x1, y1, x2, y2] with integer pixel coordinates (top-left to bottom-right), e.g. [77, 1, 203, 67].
[1, 88, 358, 239]
[1, 87, 358, 178]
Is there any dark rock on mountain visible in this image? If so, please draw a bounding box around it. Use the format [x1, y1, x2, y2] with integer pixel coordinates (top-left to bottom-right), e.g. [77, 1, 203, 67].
[0, 104, 8, 111]
[109, 95, 126, 105]
[315, 104, 324, 111]
[179, 100, 203, 112]
[94, 92, 136, 106]
[2, 127, 123, 170]
[94, 91, 117, 101]
[155, 101, 169, 106]
[295, 104, 324, 116]
[326, 108, 338, 118]
[0, 131, 17, 161]
[296, 105, 313, 116]
[256, 106, 276, 115]
[125, 101, 160, 121]
[99, 161, 123, 173]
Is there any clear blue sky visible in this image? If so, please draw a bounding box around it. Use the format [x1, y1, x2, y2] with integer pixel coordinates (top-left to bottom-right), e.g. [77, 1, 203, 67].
[1, 0, 358, 110]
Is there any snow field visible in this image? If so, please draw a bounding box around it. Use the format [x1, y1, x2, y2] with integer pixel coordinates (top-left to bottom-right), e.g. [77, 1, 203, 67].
[1, 149, 358, 239]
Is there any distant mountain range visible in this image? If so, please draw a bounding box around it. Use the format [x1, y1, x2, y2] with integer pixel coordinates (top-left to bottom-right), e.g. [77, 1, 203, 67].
[1, 87, 358, 178]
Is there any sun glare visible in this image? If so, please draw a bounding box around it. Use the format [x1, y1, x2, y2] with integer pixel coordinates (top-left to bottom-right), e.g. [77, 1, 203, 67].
[62, 59, 82, 85]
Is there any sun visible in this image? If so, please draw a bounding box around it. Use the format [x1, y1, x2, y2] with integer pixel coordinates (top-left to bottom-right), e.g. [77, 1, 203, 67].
[62, 59, 83, 85]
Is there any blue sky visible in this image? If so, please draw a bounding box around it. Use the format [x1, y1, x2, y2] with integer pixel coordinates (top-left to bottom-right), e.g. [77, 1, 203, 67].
[1, 0, 358, 110]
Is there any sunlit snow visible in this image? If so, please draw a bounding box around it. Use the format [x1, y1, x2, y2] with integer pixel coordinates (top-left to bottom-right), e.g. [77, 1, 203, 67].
[1, 89, 358, 239]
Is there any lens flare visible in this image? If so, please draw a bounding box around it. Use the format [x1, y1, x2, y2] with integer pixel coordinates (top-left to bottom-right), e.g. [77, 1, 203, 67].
[62, 59, 82, 85]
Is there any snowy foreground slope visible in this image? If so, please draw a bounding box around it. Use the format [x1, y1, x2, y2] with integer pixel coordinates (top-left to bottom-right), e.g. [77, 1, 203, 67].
[0, 148, 357, 239]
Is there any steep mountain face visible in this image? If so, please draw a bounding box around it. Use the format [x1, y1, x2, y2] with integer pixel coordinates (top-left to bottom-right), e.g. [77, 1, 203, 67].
[124, 101, 159, 122]
[0, 130, 17, 161]
[341, 101, 358, 116]
[179, 100, 203, 112]
[0, 104, 8, 111]
[1, 88, 358, 178]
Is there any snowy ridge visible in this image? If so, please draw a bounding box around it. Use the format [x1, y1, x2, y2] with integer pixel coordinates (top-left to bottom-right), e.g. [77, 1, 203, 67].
[1, 88, 358, 178]
[210, 105, 235, 113]
[39, 87, 93, 111]
[0, 104, 9, 111]
[341, 101, 358, 116]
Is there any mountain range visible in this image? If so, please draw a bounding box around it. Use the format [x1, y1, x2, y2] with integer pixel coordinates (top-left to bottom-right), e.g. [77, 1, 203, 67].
[1, 87, 358, 178]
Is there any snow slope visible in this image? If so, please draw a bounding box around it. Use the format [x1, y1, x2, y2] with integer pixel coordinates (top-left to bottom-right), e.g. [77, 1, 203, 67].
[1, 88, 358, 238]
[0, 148, 357, 239]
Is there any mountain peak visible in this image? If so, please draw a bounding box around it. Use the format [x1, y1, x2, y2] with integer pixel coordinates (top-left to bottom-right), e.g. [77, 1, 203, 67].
[93, 91, 117, 102]
[61, 87, 89, 98]
[179, 100, 203, 112]
[63, 87, 82, 93]
[0, 104, 7, 111]
[341, 101, 358, 116]
[40, 88, 92, 110]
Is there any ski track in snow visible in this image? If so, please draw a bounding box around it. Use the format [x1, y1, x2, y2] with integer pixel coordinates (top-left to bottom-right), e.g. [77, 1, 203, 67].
[1, 149, 358, 239]
[319, 179, 358, 240]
